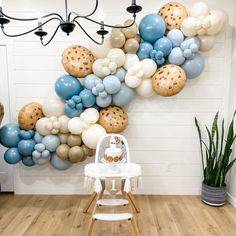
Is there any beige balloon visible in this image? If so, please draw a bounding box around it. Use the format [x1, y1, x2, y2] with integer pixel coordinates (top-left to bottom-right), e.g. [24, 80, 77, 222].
[124, 38, 139, 53]
[58, 115, 70, 133]
[198, 35, 216, 52]
[58, 133, 69, 144]
[122, 19, 137, 39]
[134, 34, 141, 43]
[67, 134, 82, 147]
[110, 30, 126, 48]
[68, 146, 85, 163]
[82, 144, 95, 157]
[56, 144, 70, 160]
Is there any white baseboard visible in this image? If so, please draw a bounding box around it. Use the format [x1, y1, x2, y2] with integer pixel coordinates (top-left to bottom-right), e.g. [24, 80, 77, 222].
[227, 192, 236, 208]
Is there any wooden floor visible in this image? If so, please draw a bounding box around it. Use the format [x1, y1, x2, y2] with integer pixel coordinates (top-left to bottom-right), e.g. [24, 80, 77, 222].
[0, 194, 236, 236]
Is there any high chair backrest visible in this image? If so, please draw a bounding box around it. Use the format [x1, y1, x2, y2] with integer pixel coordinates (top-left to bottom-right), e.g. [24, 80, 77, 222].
[95, 134, 130, 163]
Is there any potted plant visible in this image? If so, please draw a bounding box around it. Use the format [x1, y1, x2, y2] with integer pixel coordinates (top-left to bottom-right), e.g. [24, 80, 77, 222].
[195, 111, 236, 206]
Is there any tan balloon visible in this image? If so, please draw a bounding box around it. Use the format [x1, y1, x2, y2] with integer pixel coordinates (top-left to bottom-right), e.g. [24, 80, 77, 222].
[56, 144, 70, 160]
[0, 102, 4, 125]
[58, 115, 70, 134]
[98, 106, 128, 133]
[81, 144, 95, 157]
[18, 102, 44, 130]
[68, 146, 85, 163]
[58, 133, 69, 144]
[62, 45, 94, 78]
[158, 2, 188, 31]
[67, 134, 82, 147]
[134, 34, 141, 43]
[122, 19, 137, 39]
[152, 64, 186, 97]
[124, 38, 139, 53]
[110, 30, 126, 48]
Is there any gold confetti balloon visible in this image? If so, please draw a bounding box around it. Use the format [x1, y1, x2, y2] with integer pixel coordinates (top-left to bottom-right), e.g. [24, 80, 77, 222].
[152, 64, 186, 97]
[158, 2, 188, 31]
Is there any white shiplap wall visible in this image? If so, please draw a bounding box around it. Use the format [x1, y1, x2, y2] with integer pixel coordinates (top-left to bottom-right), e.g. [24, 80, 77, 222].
[0, 0, 234, 195]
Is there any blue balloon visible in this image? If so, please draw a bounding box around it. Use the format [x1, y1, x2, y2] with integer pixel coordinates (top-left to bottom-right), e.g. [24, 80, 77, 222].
[167, 29, 184, 47]
[55, 74, 83, 100]
[79, 89, 96, 107]
[139, 14, 166, 44]
[32, 150, 51, 165]
[42, 135, 60, 152]
[4, 148, 22, 164]
[168, 47, 185, 65]
[154, 37, 173, 57]
[18, 139, 36, 156]
[103, 76, 121, 95]
[0, 123, 21, 148]
[64, 103, 84, 118]
[112, 83, 134, 107]
[137, 42, 153, 60]
[20, 130, 35, 140]
[22, 156, 35, 167]
[35, 143, 45, 152]
[84, 74, 102, 90]
[33, 132, 43, 143]
[114, 68, 126, 82]
[96, 95, 112, 108]
[181, 53, 205, 79]
[51, 153, 72, 170]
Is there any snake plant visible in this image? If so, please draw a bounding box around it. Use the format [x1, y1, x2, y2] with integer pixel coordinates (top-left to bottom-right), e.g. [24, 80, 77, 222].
[195, 111, 236, 187]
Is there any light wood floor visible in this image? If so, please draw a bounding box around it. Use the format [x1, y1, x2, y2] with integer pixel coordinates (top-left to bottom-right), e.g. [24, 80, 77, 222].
[0, 194, 236, 236]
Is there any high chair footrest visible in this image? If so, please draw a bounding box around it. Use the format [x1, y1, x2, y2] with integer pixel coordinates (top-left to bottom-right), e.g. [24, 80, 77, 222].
[97, 199, 128, 206]
[93, 213, 133, 221]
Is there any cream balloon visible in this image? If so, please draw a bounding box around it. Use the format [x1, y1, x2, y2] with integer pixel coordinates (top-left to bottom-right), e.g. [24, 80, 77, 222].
[198, 35, 216, 52]
[42, 98, 64, 117]
[68, 117, 83, 135]
[210, 9, 228, 33]
[58, 115, 70, 133]
[35, 117, 51, 136]
[110, 30, 126, 48]
[82, 124, 106, 149]
[206, 14, 223, 35]
[122, 19, 137, 39]
[92, 59, 110, 77]
[190, 2, 209, 18]
[58, 133, 69, 144]
[181, 17, 198, 37]
[89, 35, 112, 59]
[140, 59, 157, 78]
[80, 108, 99, 124]
[136, 79, 154, 98]
[124, 53, 140, 70]
[125, 74, 142, 88]
[107, 48, 125, 67]
[124, 38, 139, 54]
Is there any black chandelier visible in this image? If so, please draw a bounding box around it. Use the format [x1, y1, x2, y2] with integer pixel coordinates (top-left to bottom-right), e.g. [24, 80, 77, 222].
[0, 0, 142, 46]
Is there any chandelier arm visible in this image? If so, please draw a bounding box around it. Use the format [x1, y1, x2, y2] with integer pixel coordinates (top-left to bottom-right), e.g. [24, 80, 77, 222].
[74, 20, 104, 45]
[0, 17, 61, 37]
[68, 0, 98, 21]
[0, 11, 64, 22]
[41, 25, 61, 46]
[72, 15, 136, 29]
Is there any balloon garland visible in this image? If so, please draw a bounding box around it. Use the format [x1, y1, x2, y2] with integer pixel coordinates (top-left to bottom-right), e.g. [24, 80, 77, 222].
[0, 2, 228, 170]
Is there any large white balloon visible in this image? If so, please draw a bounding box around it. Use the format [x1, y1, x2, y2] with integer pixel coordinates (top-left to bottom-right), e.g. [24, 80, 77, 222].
[190, 2, 209, 18]
[89, 35, 112, 59]
[198, 35, 216, 52]
[140, 59, 157, 78]
[68, 117, 83, 135]
[136, 79, 154, 98]
[181, 17, 198, 37]
[124, 54, 140, 70]
[42, 98, 64, 118]
[35, 117, 51, 136]
[82, 124, 106, 149]
[210, 9, 228, 33]
[206, 14, 222, 35]
[107, 48, 125, 67]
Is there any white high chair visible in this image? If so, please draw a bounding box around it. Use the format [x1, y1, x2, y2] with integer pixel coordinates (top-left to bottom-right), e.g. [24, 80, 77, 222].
[83, 134, 142, 236]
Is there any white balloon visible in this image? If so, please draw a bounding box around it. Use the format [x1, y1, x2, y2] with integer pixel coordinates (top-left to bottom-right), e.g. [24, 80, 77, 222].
[89, 35, 112, 59]
[125, 74, 142, 88]
[135, 78, 154, 98]
[140, 59, 157, 78]
[181, 17, 198, 37]
[82, 124, 106, 149]
[92, 59, 110, 77]
[206, 14, 222, 35]
[124, 54, 140, 70]
[58, 133, 69, 144]
[107, 48, 125, 67]
[68, 117, 83, 135]
[80, 108, 99, 124]
[210, 9, 228, 33]
[35, 117, 51, 136]
[42, 98, 64, 117]
[198, 35, 216, 52]
[190, 2, 209, 18]
[58, 115, 70, 133]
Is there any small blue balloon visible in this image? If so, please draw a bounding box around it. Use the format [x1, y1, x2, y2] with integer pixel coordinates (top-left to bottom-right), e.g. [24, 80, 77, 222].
[103, 76, 121, 95]
[154, 36, 172, 57]
[139, 14, 166, 44]
[64, 103, 83, 118]
[22, 156, 35, 167]
[79, 89, 96, 107]
[84, 74, 102, 90]
[32, 150, 41, 159]
[181, 53, 205, 79]
[18, 139, 36, 156]
[4, 148, 22, 164]
[112, 83, 134, 107]
[33, 132, 43, 143]
[167, 29, 184, 47]
[20, 130, 35, 140]
[42, 135, 60, 152]
[55, 74, 83, 100]
[114, 68, 126, 82]
[33, 153, 51, 165]
[137, 42, 153, 60]
[0, 123, 21, 148]
[96, 95, 112, 108]
[51, 153, 72, 170]
[42, 150, 50, 158]
[168, 47, 185, 65]
[35, 143, 45, 152]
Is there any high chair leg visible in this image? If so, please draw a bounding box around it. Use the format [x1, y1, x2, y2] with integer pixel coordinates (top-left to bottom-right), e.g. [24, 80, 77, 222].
[86, 218, 95, 236]
[127, 193, 141, 213]
[131, 217, 140, 236]
[83, 192, 97, 213]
